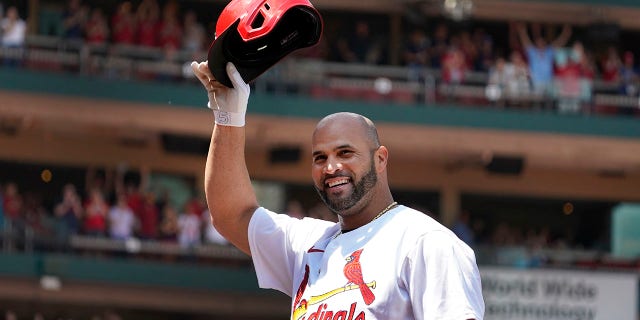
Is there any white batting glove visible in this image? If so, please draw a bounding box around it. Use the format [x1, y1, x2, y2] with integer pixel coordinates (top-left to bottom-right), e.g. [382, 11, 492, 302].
[191, 61, 250, 127]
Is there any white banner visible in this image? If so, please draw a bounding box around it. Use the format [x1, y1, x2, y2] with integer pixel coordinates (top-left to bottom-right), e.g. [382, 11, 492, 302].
[481, 267, 638, 320]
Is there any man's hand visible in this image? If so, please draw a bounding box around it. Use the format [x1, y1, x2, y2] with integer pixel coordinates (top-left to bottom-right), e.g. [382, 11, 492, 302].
[191, 61, 250, 127]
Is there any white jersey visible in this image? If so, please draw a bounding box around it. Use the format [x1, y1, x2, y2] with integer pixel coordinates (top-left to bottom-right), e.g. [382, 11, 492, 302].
[248, 205, 484, 320]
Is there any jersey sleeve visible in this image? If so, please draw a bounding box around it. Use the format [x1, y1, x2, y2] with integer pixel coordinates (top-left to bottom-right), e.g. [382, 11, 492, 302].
[402, 230, 485, 320]
[248, 207, 334, 297]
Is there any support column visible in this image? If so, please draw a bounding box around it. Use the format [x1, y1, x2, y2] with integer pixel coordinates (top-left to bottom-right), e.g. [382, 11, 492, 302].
[28, 0, 40, 34]
[440, 184, 461, 228]
[388, 13, 402, 65]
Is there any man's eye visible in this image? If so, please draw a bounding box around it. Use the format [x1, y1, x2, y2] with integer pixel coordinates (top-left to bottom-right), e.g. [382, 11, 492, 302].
[313, 156, 326, 163]
[338, 150, 353, 157]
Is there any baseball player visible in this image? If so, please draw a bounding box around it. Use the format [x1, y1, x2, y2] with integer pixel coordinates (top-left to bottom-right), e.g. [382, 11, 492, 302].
[191, 60, 485, 320]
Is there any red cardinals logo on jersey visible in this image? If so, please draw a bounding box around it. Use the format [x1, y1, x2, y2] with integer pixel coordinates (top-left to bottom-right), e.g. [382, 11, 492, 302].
[343, 249, 375, 305]
[292, 248, 377, 320]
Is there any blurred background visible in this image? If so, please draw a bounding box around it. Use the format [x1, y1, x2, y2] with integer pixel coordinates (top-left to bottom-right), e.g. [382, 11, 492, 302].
[0, 0, 639, 319]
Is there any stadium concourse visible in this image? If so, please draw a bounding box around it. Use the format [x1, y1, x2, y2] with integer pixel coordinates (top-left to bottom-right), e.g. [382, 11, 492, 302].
[0, 0, 639, 318]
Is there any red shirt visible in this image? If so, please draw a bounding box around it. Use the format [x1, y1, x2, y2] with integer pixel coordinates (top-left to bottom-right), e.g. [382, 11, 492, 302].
[84, 200, 108, 232]
[137, 19, 160, 47]
[111, 13, 136, 44]
[138, 202, 159, 238]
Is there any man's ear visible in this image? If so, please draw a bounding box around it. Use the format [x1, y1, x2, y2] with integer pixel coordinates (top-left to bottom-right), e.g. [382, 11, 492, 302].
[376, 146, 388, 172]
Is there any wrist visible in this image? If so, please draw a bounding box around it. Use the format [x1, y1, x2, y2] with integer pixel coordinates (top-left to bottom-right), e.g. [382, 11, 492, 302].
[208, 101, 245, 127]
[213, 109, 245, 127]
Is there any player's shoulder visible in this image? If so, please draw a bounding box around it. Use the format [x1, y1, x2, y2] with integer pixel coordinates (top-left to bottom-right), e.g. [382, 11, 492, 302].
[392, 205, 446, 230]
[390, 205, 462, 243]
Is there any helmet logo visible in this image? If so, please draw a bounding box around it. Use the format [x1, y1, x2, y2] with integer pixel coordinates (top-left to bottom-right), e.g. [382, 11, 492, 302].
[281, 30, 299, 45]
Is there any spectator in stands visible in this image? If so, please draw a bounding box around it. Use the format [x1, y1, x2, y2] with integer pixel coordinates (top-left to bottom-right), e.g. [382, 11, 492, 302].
[83, 188, 108, 237]
[441, 42, 468, 85]
[61, 0, 88, 41]
[570, 41, 596, 110]
[111, 1, 137, 45]
[429, 22, 449, 68]
[135, 0, 160, 47]
[403, 28, 430, 82]
[619, 51, 639, 96]
[516, 22, 572, 97]
[177, 202, 202, 249]
[487, 51, 530, 107]
[137, 192, 159, 240]
[486, 56, 509, 103]
[336, 20, 384, 64]
[451, 210, 475, 246]
[108, 192, 137, 240]
[157, 1, 182, 50]
[474, 31, 495, 72]
[202, 209, 228, 245]
[159, 204, 179, 242]
[573, 42, 596, 80]
[84, 8, 110, 45]
[507, 50, 531, 97]
[0, 6, 27, 66]
[600, 46, 622, 84]
[182, 10, 205, 54]
[22, 192, 53, 243]
[459, 31, 478, 70]
[116, 167, 146, 226]
[54, 183, 84, 235]
[553, 45, 582, 113]
[3, 182, 23, 226]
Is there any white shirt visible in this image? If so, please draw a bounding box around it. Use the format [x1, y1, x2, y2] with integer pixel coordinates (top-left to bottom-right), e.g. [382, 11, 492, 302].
[1, 18, 26, 46]
[178, 213, 201, 247]
[249, 205, 485, 320]
[108, 206, 136, 240]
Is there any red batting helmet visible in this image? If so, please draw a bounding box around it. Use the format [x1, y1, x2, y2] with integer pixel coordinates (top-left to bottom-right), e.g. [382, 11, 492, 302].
[207, 0, 323, 87]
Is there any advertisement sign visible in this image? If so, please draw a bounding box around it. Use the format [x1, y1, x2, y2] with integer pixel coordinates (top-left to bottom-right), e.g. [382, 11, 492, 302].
[481, 267, 638, 320]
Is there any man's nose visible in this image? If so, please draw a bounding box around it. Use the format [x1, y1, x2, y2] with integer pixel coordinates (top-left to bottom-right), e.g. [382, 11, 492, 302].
[324, 158, 342, 174]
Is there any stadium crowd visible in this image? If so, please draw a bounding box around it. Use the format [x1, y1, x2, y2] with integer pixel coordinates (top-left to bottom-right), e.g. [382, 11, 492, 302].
[0, 0, 627, 260]
[0, 163, 346, 255]
[0, 166, 599, 266]
[1, 0, 639, 115]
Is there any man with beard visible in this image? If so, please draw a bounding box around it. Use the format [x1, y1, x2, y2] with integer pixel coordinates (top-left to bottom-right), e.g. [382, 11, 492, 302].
[192, 61, 484, 320]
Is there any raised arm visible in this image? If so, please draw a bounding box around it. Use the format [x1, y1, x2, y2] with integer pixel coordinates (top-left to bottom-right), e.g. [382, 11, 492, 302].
[191, 61, 258, 256]
[515, 22, 533, 49]
[551, 24, 572, 48]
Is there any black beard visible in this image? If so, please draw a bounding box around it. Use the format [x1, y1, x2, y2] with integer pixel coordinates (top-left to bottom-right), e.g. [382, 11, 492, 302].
[315, 159, 378, 214]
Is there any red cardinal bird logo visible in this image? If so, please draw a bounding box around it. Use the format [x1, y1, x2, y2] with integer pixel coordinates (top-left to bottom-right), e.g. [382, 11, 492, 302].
[343, 248, 375, 305]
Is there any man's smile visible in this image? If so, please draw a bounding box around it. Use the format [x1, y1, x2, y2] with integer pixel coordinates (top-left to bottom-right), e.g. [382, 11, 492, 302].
[325, 177, 351, 189]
